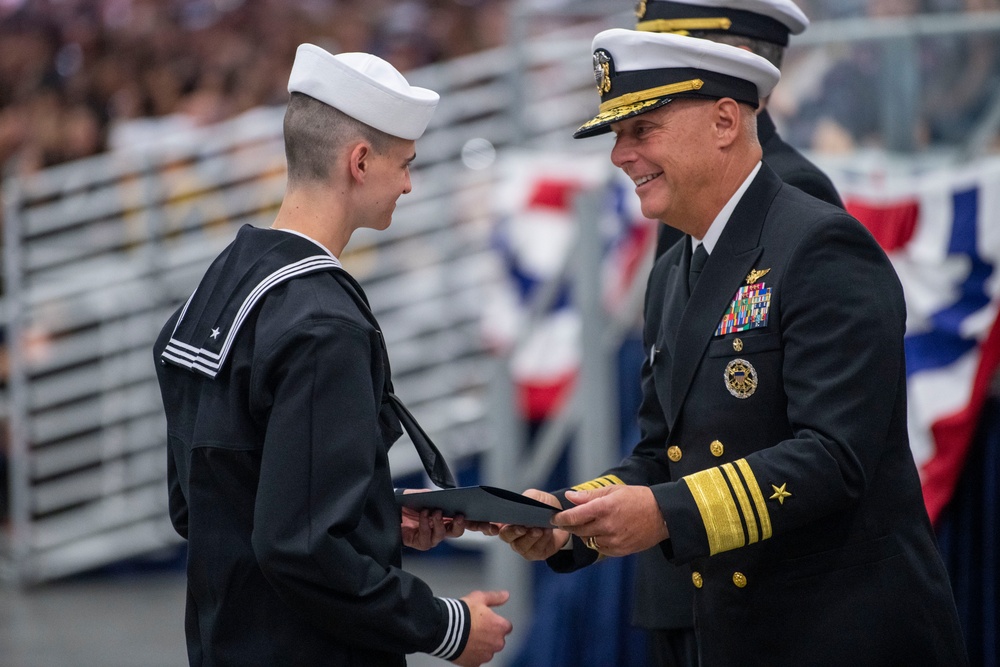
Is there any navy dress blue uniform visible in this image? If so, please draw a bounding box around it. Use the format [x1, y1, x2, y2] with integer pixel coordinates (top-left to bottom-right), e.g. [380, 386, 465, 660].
[644, 106, 845, 656]
[154, 226, 469, 666]
[639, 4, 844, 658]
[550, 164, 968, 666]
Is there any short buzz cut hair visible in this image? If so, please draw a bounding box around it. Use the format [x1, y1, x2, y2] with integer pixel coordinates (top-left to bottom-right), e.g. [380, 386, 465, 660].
[283, 92, 394, 184]
[686, 32, 785, 71]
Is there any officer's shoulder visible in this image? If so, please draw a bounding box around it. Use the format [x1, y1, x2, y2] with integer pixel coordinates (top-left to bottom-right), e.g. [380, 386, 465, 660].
[771, 183, 854, 230]
[770, 184, 886, 257]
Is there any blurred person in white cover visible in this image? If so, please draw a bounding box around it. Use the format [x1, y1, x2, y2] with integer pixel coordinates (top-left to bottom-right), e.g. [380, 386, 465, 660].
[153, 43, 512, 667]
[498, 28, 968, 667]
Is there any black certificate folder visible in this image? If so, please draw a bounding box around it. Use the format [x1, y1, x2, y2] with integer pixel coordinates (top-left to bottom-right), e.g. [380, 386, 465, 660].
[396, 486, 558, 528]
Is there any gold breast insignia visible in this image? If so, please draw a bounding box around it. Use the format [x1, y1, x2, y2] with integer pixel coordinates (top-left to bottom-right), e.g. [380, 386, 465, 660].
[745, 268, 770, 285]
[724, 358, 758, 399]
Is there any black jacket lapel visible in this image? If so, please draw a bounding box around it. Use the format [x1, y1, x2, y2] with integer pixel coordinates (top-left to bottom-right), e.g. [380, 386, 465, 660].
[668, 166, 782, 427]
[658, 241, 691, 364]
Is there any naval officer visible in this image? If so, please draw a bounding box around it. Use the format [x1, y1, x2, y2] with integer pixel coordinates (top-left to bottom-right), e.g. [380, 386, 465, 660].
[499, 28, 968, 667]
[633, 1, 845, 664]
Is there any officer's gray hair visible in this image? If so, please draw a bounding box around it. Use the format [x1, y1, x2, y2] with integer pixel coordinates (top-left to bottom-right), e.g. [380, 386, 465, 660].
[283, 92, 392, 184]
[686, 32, 785, 71]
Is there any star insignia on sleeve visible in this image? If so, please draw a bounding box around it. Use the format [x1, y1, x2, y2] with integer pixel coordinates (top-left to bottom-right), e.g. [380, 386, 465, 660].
[769, 483, 791, 504]
[210, 327, 221, 340]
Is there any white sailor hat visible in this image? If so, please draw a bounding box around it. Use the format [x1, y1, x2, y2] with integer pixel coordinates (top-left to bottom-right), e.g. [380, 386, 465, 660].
[575, 28, 780, 139]
[635, 0, 808, 46]
[287, 44, 439, 141]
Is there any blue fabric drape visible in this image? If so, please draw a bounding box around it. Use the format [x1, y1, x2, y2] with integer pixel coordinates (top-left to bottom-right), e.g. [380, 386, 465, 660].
[509, 336, 649, 667]
[936, 393, 1000, 667]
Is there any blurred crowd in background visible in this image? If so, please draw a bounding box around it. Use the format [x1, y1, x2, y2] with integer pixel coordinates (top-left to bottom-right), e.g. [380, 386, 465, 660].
[1, 0, 999, 180]
[779, 0, 1000, 154]
[0, 0, 513, 178]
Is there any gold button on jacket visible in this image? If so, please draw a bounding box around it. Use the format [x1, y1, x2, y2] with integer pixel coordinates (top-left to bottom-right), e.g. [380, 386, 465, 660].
[667, 445, 682, 462]
[732, 572, 747, 588]
[710, 440, 724, 457]
[692, 572, 703, 589]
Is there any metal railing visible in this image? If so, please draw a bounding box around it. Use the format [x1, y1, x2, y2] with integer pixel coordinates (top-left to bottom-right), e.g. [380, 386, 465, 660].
[0, 14, 627, 588]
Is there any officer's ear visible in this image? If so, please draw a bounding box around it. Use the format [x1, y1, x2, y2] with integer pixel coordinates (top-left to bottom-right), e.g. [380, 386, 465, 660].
[713, 97, 742, 148]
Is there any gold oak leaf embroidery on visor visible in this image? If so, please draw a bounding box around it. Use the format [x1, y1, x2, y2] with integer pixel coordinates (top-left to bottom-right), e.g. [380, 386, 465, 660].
[579, 79, 709, 132]
[578, 99, 662, 131]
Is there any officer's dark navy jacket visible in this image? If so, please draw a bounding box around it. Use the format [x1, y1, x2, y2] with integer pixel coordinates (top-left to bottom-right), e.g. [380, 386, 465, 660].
[551, 165, 968, 666]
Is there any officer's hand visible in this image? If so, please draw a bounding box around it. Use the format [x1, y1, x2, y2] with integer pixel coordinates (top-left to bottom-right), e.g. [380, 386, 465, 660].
[400, 489, 466, 550]
[497, 489, 569, 560]
[451, 590, 512, 667]
[553, 485, 669, 557]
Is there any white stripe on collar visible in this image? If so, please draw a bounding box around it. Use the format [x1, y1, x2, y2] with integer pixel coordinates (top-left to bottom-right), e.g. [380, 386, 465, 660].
[274, 228, 342, 267]
[163, 255, 341, 378]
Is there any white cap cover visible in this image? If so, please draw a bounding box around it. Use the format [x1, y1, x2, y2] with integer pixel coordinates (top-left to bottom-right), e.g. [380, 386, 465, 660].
[575, 28, 780, 138]
[287, 44, 439, 140]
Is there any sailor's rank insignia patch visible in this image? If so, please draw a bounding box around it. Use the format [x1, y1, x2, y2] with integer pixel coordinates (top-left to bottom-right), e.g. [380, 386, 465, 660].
[724, 358, 758, 399]
[716, 282, 771, 336]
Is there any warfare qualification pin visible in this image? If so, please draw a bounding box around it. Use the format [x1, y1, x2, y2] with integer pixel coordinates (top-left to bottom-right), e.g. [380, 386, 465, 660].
[593, 50, 612, 95]
[724, 358, 758, 399]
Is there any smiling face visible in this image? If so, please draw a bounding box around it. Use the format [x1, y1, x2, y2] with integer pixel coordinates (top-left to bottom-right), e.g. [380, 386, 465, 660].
[360, 136, 417, 231]
[610, 98, 721, 234]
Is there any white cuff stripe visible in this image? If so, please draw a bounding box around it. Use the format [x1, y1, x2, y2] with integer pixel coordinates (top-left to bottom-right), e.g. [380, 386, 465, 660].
[429, 597, 465, 659]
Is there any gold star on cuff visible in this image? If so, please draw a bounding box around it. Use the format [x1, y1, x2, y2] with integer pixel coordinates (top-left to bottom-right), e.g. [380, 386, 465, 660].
[769, 483, 791, 504]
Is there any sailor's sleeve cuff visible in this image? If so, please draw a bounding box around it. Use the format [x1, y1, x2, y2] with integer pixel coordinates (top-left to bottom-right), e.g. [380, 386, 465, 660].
[428, 597, 470, 661]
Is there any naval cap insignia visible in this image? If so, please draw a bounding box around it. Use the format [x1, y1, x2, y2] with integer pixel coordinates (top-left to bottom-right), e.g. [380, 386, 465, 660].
[745, 268, 771, 285]
[724, 358, 758, 399]
[635, 0, 647, 19]
[593, 49, 612, 95]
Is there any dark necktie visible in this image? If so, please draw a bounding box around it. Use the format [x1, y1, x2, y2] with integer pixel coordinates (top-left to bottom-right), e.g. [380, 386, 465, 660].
[331, 269, 458, 489]
[688, 243, 709, 295]
[387, 392, 457, 489]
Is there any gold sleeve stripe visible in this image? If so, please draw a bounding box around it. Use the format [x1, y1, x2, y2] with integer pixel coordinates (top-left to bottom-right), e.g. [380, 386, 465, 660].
[735, 459, 772, 540]
[682, 467, 745, 555]
[636, 18, 733, 34]
[571, 475, 625, 492]
[683, 458, 775, 555]
[721, 463, 759, 545]
[598, 79, 705, 113]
